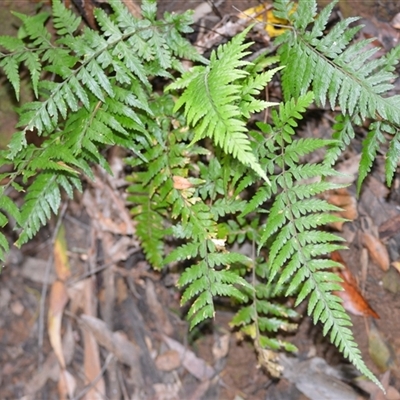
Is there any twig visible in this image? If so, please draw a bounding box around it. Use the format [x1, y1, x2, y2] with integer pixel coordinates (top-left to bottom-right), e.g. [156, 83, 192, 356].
[72, 353, 114, 400]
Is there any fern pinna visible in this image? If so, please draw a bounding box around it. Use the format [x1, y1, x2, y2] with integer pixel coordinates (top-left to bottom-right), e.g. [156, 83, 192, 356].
[274, 0, 400, 190]
[0, 0, 202, 261]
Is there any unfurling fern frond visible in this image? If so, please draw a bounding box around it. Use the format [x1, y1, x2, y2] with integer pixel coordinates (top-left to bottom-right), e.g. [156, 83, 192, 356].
[273, 0, 400, 191]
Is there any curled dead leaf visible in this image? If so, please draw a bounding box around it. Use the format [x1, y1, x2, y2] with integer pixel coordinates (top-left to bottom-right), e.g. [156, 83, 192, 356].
[331, 252, 379, 319]
[362, 232, 390, 271]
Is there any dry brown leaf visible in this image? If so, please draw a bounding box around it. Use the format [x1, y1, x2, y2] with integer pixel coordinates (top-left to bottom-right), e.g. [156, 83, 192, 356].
[66, 280, 85, 315]
[355, 371, 400, 400]
[357, 370, 400, 400]
[54, 223, 71, 281]
[187, 380, 212, 400]
[79, 314, 142, 369]
[48, 280, 76, 399]
[212, 333, 230, 362]
[58, 369, 76, 400]
[24, 352, 59, 397]
[362, 232, 390, 271]
[120, 0, 141, 18]
[48, 280, 69, 368]
[173, 175, 194, 190]
[155, 350, 181, 372]
[331, 252, 379, 319]
[324, 188, 357, 230]
[379, 214, 400, 241]
[279, 354, 361, 400]
[153, 382, 181, 400]
[24, 323, 75, 398]
[163, 335, 215, 381]
[83, 172, 134, 235]
[81, 279, 106, 400]
[145, 279, 174, 335]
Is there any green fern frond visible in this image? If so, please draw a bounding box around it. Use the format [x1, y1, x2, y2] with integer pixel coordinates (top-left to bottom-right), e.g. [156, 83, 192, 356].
[385, 129, 400, 186]
[168, 26, 280, 183]
[130, 185, 167, 269]
[177, 248, 253, 329]
[0, 188, 21, 261]
[15, 172, 81, 247]
[273, 0, 400, 198]
[276, 0, 400, 120]
[0, 54, 21, 101]
[325, 115, 355, 166]
[357, 121, 386, 193]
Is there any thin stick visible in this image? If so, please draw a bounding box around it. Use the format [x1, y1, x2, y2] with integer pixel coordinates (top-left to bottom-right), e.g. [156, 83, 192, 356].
[72, 353, 114, 400]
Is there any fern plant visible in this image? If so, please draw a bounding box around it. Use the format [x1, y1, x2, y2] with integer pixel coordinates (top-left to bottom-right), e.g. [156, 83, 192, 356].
[0, 0, 203, 261]
[0, 0, 398, 390]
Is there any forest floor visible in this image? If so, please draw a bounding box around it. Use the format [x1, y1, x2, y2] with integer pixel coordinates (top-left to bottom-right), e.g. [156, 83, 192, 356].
[1, 1, 400, 399]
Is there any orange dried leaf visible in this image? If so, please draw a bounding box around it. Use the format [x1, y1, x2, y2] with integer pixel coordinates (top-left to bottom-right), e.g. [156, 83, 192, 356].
[362, 232, 390, 271]
[172, 175, 193, 190]
[331, 252, 379, 319]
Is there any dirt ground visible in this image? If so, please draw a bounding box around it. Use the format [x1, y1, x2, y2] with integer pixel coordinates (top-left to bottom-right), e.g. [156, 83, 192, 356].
[1, 1, 400, 399]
